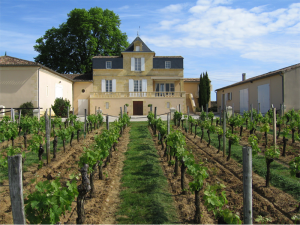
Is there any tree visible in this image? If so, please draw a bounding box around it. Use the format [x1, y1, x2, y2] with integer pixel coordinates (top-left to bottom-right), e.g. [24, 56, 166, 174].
[198, 72, 211, 111]
[34, 7, 129, 74]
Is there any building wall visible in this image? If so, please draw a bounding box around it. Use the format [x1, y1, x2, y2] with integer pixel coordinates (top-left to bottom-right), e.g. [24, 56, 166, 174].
[0, 66, 38, 108]
[90, 97, 186, 116]
[73, 82, 93, 115]
[39, 69, 73, 115]
[216, 74, 283, 113]
[284, 67, 300, 111]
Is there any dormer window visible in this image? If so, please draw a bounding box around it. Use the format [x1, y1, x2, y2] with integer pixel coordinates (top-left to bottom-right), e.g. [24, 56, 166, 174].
[165, 61, 171, 69]
[136, 46, 140, 51]
[106, 61, 112, 69]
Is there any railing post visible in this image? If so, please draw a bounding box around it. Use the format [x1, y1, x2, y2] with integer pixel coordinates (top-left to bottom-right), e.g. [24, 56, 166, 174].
[8, 154, 26, 224]
[243, 146, 253, 224]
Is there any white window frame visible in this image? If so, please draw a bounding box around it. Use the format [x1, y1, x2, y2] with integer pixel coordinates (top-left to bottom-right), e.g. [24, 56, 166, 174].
[134, 80, 142, 92]
[106, 80, 112, 92]
[135, 58, 141, 71]
[165, 61, 171, 69]
[106, 61, 112, 69]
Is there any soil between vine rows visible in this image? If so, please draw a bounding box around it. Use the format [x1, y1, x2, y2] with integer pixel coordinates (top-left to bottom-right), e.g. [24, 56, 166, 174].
[0, 126, 109, 224]
[169, 126, 298, 224]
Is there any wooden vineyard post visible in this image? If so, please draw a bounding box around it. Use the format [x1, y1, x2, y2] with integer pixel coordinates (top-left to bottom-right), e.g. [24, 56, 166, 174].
[8, 154, 26, 224]
[187, 106, 189, 132]
[67, 106, 69, 127]
[243, 146, 253, 224]
[12, 108, 15, 122]
[232, 103, 234, 117]
[179, 104, 181, 112]
[120, 107, 123, 118]
[84, 109, 87, 133]
[18, 109, 22, 124]
[95, 106, 97, 115]
[167, 112, 170, 135]
[49, 108, 52, 135]
[45, 109, 50, 164]
[154, 107, 157, 135]
[250, 104, 253, 122]
[106, 115, 109, 130]
[273, 108, 276, 148]
[38, 107, 40, 121]
[258, 103, 261, 113]
[222, 94, 226, 158]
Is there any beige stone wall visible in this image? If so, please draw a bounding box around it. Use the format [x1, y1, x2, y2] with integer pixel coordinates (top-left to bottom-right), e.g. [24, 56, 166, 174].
[73, 82, 93, 115]
[39, 69, 73, 115]
[284, 67, 300, 111]
[0, 66, 38, 108]
[90, 97, 186, 116]
[216, 74, 283, 113]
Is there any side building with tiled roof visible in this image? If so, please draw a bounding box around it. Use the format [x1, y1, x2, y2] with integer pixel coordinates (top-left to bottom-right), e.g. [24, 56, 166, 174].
[0, 55, 73, 116]
[215, 63, 300, 114]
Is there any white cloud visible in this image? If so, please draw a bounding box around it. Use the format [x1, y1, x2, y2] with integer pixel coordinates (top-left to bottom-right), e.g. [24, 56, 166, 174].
[159, 4, 187, 13]
[150, 1, 300, 64]
[118, 5, 129, 10]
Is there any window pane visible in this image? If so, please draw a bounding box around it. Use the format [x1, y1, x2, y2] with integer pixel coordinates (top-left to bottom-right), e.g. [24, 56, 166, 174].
[155, 83, 159, 92]
[170, 83, 174, 92]
[135, 58, 141, 71]
[106, 80, 112, 92]
[106, 61, 112, 69]
[160, 84, 164, 92]
[166, 83, 170, 92]
[165, 61, 171, 69]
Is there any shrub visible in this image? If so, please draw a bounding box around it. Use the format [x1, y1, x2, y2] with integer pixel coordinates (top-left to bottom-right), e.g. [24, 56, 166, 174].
[19, 101, 34, 117]
[51, 98, 71, 117]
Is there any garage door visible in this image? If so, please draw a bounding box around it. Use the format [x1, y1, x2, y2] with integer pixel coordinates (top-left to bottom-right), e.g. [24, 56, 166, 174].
[258, 84, 270, 115]
[240, 89, 248, 114]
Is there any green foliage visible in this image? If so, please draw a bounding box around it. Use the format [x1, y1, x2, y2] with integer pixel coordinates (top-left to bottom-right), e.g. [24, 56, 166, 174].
[265, 146, 280, 160]
[4, 122, 18, 141]
[260, 122, 270, 133]
[255, 215, 272, 224]
[248, 134, 261, 156]
[20, 116, 34, 134]
[19, 101, 34, 117]
[187, 162, 209, 192]
[28, 134, 44, 153]
[225, 131, 240, 145]
[203, 183, 227, 217]
[34, 7, 129, 74]
[51, 98, 71, 117]
[25, 177, 78, 224]
[289, 155, 300, 177]
[56, 128, 71, 141]
[215, 126, 223, 136]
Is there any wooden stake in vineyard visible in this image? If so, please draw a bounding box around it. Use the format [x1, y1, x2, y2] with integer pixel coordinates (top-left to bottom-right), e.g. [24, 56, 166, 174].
[273, 107, 276, 148]
[84, 109, 87, 132]
[222, 94, 226, 158]
[243, 146, 253, 224]
[8, 154, 26, 224]
[45, 108, 50, 164]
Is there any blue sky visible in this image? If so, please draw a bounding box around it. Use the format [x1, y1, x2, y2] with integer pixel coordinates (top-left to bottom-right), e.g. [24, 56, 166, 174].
[1, 0, 300, 101]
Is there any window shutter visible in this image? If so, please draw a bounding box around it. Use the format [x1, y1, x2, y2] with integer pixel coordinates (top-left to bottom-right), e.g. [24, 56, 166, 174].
[112, 79, 116, 92]
[131, 58, 135, 71]
[141, 58, 145, 71]
[129, 79, 133, 97]
[142, 79, 147, 97]
[102, 79, 106, 92]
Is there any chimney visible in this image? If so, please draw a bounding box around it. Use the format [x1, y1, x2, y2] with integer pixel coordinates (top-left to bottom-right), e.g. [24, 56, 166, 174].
[242, 73, 246, 81]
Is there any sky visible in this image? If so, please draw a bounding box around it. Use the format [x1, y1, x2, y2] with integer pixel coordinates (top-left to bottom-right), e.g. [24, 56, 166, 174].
[0, 0, 300, 101]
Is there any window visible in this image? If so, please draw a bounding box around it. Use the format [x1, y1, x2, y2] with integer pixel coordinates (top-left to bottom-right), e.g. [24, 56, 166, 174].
[135, 58, 141, 71]
[106, 61, 112, 69]
[165, 61, 171, 69]
[106, 102, 109, 109]
[167, 102, 170, 108]
[106, 80, 112, 92]
[134, 80, 142, 92]
[155, 83, 175, 96]
[136, 46, 140, 51]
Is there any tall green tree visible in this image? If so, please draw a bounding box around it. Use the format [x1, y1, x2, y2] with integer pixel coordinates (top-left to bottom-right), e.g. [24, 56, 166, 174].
[34, 7, 129, 74]
[198, 72, 211, 111]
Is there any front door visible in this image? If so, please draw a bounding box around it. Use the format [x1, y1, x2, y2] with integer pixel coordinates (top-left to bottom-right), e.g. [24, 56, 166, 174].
[133, 101, 143, 115]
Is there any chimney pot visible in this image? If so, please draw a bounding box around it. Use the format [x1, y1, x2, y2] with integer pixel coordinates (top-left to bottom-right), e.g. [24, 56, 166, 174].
[242, 73, 246, 81]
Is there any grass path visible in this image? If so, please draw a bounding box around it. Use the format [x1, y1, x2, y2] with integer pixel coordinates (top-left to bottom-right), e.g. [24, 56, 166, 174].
[116, 122, 178, 224]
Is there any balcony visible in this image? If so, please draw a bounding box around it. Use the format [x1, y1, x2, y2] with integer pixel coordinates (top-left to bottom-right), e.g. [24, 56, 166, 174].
[91, 91, 186, 98]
